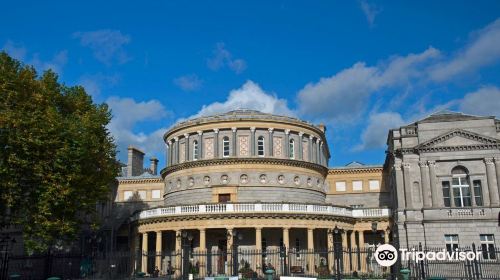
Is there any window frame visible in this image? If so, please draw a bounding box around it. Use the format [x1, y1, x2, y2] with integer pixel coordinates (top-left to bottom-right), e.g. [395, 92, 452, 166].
[124, 190, 134, 201]
[480, 234, 496, 260]
[442, 181, 451, 207]
[289, 139, 295, 159]
[451, 170, 471, 207]
[369, 180, 380, 190]
[193, 140, 199, 160]
[473, 180, 483, 206]
[257, 136, 265, 157]
[335, 181, 346, 192]
[222, 136, 230, 157]
[444, 234, 459, 252]
[352, 180, 363, 192]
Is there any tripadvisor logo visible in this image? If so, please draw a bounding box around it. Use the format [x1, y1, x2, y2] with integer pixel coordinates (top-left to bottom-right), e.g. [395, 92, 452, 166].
[375, 244, 398, 267]
[374, 244, 482, 267]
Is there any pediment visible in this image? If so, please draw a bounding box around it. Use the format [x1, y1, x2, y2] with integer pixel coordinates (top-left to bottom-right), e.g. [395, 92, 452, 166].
[416, 129, 500, 150]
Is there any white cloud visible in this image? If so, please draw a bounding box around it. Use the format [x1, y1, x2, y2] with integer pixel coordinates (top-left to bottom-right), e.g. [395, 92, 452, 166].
[106, 97, 170, 160]
[191, 80, 294, 118]
[354, 112, 405, 150]
[2, 40, 68, 74]
[459, 86, 500, 117]
[73, 29, 131, 65]
[173, 74, 203, 91]
[297, 47, 440, 123]
[207, 42, 247, 74]
[2, 40, 27, 60]
[78, 73, 120, 98]
[430, 18, 500, 81]
[359, 0, 381, 27]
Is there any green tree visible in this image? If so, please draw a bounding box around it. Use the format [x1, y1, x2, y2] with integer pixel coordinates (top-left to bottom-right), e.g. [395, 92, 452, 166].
[0, 52, 119, 252]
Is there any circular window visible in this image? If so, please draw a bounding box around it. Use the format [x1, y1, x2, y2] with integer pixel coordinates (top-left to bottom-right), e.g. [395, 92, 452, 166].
[240, 174, 249, 184]
[203, 176, 211, 185]
[294, 176, 301, 186]
[278, 175, 285, 184]
[259, 174, 267, 184]
[221, 175, 229, 184]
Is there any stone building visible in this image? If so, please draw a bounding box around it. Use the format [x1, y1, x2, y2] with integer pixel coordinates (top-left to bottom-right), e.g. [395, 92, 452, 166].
[385, 111, 500, 249]
[115, 109, 391, 275]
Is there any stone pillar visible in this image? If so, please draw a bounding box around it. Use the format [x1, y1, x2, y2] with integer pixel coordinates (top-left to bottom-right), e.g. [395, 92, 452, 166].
[184, 133, 189, 162]
[198, 131, 203, 159]
[428, 161, 441, 207]
[284, 129, 290, 158]
[174, 137, 179, 164]
[298, 132, 304, 160]
[155, 231, 162, 270]
[419, 161, 432, 207]
[384, 230, 390, 244]
[402, 163, 413, 209]
[327, 230, 334, 272]
[227, 228, 234, 275]
[175, 230, 182, 278]
[316, 139, 321, 164]
[495, 158, 500, 204]
[232, 127, 237, 156]
[350, 231, 358, 272]
[308, 136, 313, 162]
[255, 227, 262, 274]
[307, 228, 314, 273]
[250, 127, 256, 156]
[486, 158, 500, 206]
[166, 142, 170, 167]
[320, 142, 324, 165]
[199, 229, 206, 276]
[268, 128, 274, 156]
[358, 231, 365, 272]
[395, 163, 406, 210]
[213, 129, 219, 158]
[341, 231, 348, 248]
[283, 227, 290, 249]
[142, 232, 148, 274]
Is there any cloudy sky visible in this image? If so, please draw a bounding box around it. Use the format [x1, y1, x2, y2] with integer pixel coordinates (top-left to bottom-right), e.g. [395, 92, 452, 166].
[2, 1, 500, 168]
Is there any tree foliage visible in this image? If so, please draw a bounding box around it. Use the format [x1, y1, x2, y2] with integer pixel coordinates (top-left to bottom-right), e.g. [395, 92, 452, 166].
[0, 52, 119, 252]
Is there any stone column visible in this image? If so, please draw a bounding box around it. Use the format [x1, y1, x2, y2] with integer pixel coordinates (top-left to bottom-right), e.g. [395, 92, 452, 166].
[320, 142, 324, 165]
[255, 227, 262, 274]
[198, 131, 203, 160]
[134, 233, 141, 272]
[213, 129, 219, 158]
[298, 132, 304, 160]
[495, 158, 500, 204]
[384, 230, 390, 244]
[307, 228, 314, 273]
[341, 231, 348, 249]
[402, 163, 413, 209]
[358, 231, 365, 272]
[174, 137, 179, 164]
[485, 158, 500, 206]
[419, 161, 432, 207]
[395, 163, 406, 210]
[428, 161, 441, 207]
[184, 133, 189, 162]
[231, 127, 237, 156]
[175, 230, 182, 278]
[268, 128, 274, 156]
[308, 135, 313, 162]
[284, 129, 290, 159]
[316, 139, 321, 164]
[199, 229, 206, 276]
[350, 231, 358, 272]
[155, 231, 162, 270]
[227, 228, 234, 275]
[327, 230, 334, 272]
[142, 232, 148, 274]
[166, 142, 170, 167]
[250, 127, 256, 156]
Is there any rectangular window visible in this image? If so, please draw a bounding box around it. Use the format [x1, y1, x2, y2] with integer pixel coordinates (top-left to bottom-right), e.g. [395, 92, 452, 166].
[369, 180, 380, 190]
[352, 180, 363, 191]
[152, 190, 161, 199]
[480, 234, 496, 260]
[442, 181, 451, 207]
[124, 191, 133, 201]
[335, 181, 346, 192]
[295, 238, 301, 258]
[138, 190, 147, 200]
[218, 193, 231, 203]
[473, 180, 483, 206]
[444, 234, 459, 252]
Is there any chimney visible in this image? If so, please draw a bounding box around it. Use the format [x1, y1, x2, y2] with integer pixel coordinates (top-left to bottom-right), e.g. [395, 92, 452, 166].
[127, 146, 145, 177]
[150, 157, 159, 175]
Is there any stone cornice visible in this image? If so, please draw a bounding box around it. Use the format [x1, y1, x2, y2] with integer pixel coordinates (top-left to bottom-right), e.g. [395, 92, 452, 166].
[397, 144, 500, 155]
[328, 167, 383, 174]
[417, 129, 499, 149]
[118, 177, 163, 184]
[161, 157, 329, 178]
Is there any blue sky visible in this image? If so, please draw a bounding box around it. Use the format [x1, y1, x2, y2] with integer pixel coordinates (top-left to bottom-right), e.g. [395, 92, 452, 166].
[2, 1, 500, 168]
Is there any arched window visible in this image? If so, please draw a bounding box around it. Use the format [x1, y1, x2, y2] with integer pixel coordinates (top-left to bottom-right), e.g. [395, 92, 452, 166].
[192, 140, 198, 160]
[222, 136, 230, 157]
[257, 136, 265, 157]
[451, 166, 472, 207]
[289, 139, 295, 159]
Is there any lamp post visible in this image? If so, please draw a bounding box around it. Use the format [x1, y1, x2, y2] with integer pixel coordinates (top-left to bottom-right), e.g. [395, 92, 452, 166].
[332, 226, 342, 280]
[180, 231, 194, 279]
[227, 229, 243, 276]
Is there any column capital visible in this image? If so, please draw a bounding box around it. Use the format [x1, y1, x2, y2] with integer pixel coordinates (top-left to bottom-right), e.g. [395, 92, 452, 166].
[231, 127, 237, 132]
[298, 131, 304, 136]
[213, 128, 219, 133]
[394, 164, 402, 171]
[166, 142, 170, 148]
[184, 133, 189, 138]
[485, 157, 495, 165]
[156, 230, 162, 234]
[309, 135, 314, 140]
[255, 227, 263, 231]
[197, 130, 203, 136]
[418, 161, 428, 167]
[268, 128, 274, 133]
[402, 162, 411, 169]
[494, 157, 500, 164]
[285, 129, 290, 135]
[250, 127, 256, 132]
[427, 160, 436, 166]
[282, 227, 290, 231]
[173, 136, 179, 141]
